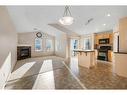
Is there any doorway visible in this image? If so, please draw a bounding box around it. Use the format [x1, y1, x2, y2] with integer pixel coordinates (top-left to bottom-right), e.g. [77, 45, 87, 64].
[70, 39, 79, 57]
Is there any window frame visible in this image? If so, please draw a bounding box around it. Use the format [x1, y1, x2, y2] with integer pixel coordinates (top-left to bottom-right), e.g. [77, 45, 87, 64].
[35, 38, 43, 52]
[83, 37, 92, 50]
[45, 39, 53, 51]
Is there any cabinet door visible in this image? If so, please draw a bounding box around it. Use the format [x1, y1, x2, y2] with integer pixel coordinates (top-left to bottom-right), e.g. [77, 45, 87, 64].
[95, 50, 98, 59]
[108, 50, 112, 62]
[97, 34, 103, 44]
[109, 34, 113, 44]
[95, 35, 98, 44]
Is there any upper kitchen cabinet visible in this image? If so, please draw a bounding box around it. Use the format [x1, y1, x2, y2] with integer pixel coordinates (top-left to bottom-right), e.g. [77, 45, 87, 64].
[94, 34, 98, 45]
[109, 33, 113, 44]
[94, 32, 113, 48]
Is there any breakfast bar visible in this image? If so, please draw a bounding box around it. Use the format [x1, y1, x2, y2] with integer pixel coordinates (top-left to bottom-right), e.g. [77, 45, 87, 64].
[74, 49, 96, 69]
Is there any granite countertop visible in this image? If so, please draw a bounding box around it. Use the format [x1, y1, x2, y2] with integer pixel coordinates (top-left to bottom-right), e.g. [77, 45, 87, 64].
[114, 52, 127, 54]
[17, 44, 32, 47]
[73, 49, 95, 52]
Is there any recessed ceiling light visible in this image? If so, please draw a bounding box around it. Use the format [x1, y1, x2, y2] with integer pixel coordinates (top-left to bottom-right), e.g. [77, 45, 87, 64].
[103, 24, 106, 26]
[107, 13, 111, 17]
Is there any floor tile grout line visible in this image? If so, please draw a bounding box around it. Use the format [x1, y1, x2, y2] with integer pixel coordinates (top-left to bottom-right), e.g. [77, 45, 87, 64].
[62, 61, 87, 89]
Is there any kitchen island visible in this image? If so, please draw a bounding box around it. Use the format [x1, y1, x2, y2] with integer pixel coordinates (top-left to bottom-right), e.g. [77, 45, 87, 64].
[73, 49, 96, 69]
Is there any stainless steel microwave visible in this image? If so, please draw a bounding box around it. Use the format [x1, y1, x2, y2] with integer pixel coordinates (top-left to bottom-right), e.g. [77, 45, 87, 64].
[99, 38, 109, 44]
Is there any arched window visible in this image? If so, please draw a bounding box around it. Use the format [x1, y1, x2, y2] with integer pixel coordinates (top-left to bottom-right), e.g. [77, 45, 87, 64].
[35, 38, 42, 51]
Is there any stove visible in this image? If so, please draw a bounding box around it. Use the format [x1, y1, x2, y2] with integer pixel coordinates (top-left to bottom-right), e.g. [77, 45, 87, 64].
[97, 46, 111, 61]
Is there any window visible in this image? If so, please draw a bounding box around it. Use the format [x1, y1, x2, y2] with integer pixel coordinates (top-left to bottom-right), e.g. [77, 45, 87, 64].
[71, 39, 79, 50]
[46, 39, 53, 51]
[35, 38, 42, 51]
[84, 37, 91, 50]
[55, 39, 62, 51]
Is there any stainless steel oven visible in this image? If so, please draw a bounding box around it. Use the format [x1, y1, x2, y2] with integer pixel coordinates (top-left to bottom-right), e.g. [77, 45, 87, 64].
[99, 38, 109, 44]
[98, 50, 108, 61]
[97, 46, 111, 61]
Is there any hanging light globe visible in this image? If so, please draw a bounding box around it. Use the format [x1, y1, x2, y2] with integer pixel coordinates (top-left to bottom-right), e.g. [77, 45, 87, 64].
[59, 16, 74, 25]
[59, 6, 74, 25]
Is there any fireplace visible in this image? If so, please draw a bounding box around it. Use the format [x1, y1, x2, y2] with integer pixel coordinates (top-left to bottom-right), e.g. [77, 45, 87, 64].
[17, 46, 31, 60]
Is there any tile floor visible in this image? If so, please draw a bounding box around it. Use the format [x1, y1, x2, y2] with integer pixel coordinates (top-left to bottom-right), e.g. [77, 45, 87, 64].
[67, 58, 127, 89]
[4, 56, 127, 89]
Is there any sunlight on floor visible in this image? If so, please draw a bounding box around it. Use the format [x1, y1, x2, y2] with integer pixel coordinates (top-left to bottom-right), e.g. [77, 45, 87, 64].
[32, 59, 55, 89]
[9, 61, 36, 80]
[39, 59, 53, 73]
[70, 57, 79, 75]
[0, 52, 11, 89]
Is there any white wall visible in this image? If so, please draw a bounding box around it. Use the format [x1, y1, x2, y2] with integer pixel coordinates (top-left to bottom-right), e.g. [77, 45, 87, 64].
[113, 17, 127, 78]
[0, 7, 17, 89]
[18, 32, 55, 57]
[119, 17, 127, 52]
[114, 53, 127, 78]
[55, 32, 69, 58]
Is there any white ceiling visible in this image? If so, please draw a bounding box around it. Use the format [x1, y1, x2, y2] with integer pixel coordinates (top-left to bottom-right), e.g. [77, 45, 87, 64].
[6, 6, 127, 36]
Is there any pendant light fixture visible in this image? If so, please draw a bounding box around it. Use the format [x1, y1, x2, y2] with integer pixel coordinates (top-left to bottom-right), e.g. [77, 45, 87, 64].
[59, 6, 74, 25]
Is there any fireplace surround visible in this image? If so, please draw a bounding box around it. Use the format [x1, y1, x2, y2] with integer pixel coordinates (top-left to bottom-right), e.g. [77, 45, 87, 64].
[17, 46, 31, 60]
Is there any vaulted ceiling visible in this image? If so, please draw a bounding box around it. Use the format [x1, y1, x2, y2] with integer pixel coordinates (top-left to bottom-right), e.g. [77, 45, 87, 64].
[6, 6, 127, 36]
